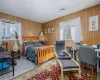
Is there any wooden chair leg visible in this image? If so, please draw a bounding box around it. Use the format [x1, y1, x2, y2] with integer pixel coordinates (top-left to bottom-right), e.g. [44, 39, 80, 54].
[80, 62, 86, 69]
[61, 68, 63, 80]
[91, 66, 95, 80]
[79, 68, 81, 78]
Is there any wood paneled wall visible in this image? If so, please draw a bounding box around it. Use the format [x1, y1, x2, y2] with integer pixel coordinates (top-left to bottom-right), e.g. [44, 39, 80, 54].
[0, 12, 42, 36]
[42, 4, 100, 47]
[0, 12, 42, 53]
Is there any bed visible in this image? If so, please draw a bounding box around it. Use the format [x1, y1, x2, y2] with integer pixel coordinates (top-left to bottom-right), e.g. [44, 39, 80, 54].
[23, 36, 55, 66]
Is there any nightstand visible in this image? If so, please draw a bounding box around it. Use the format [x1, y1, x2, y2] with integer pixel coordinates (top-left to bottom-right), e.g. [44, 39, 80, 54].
[41, 41, 45, 45]
[11, 50, 20, 59]
[1, 41, 8, 50]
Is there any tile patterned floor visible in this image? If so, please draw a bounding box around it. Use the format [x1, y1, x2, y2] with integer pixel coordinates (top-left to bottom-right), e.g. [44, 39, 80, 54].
[0, 57, 35, 80]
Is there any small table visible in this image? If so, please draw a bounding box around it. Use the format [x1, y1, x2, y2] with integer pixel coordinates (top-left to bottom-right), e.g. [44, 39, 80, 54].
[11, 50, 20, 59]
[95, 49, 100, 73]
[69, 48, 78, 60]
[95, 49, 100, 56]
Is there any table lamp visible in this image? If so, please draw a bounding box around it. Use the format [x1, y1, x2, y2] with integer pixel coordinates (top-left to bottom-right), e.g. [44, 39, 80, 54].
[40, 32, 43, 41]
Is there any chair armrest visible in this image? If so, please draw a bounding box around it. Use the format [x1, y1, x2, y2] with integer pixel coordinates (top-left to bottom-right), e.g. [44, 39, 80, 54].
[97, 56, 100, 68]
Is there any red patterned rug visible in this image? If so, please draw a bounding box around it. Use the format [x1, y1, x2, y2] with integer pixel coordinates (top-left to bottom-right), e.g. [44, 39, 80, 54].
[27, 65, 96, 80]
[11, 59, 96, 80]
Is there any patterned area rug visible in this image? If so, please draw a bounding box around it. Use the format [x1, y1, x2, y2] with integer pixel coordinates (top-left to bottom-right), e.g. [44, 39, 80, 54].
[11, 58, 96, 80]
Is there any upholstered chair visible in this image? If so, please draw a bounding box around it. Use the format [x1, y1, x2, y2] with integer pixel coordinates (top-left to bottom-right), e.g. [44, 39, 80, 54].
[55, 40, 71, 59]
[55, 40, 81, 80]
[78, 46, 100, 80]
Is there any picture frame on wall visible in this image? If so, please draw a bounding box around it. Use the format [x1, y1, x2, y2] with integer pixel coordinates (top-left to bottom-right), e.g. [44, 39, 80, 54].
[52, 28, 55, 33]
[44, 29, 47, 33]
[48, 28, 50, 33]
[89, 15, 98, 31]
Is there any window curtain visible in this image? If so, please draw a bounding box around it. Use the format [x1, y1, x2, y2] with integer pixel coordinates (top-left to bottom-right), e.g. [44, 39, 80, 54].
[0, 21, 3, 45]
[16, 22, 22, 52]
[60, 22, 69, 40]
[70, 17, 82, 43]
[70, 27, 75, 41]
[63, 28, 68, 40]
[60, 27, 68, 40]
[6, 23, 11, 38]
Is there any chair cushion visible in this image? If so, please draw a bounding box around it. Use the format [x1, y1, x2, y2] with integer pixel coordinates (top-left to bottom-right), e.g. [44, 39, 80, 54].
[59, 59, 79, 69]
[57, 55, 71, 59]
[55, 40, 65, 45]
[0, 51, 11, 59]
[0, 62, 10, 70]
[57, 50, 71, 59]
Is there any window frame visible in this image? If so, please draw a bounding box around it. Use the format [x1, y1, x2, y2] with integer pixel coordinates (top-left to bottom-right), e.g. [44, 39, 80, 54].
[1, 21, 18, 40]
[59, 17, 82, 42]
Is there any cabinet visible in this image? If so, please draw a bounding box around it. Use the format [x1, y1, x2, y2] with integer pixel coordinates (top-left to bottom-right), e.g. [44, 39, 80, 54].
[2, 39, 19, 53]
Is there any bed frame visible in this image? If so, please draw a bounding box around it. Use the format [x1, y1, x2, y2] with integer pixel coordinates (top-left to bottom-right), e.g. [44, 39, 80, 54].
[22, 36, 39, 41]
[22, 36, 55, 66]
[37, 46, 55, 65]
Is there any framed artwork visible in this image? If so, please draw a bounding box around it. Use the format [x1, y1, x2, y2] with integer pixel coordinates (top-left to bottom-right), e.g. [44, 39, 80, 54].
[48, 28, 51, 33]
[89, 15, 98, 31]
[52, 28, 55, 33]
[44, 29, 47, 33]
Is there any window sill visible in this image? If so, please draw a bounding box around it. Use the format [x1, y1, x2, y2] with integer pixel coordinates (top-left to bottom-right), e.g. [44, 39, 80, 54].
[64, 39, 72, 41]
[2, 39, 18, 41]
[67, 39, 72, 40]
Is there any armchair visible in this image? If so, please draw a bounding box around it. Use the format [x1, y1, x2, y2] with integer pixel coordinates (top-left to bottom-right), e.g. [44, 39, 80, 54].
[55, 40, 71, 59]
[78, 46, 100, 80]
[0, 44, 16, 76]
[55, 40, 81, 80]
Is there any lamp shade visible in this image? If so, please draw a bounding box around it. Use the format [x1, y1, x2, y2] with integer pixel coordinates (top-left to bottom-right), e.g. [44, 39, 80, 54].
[40, 32, 43, 36]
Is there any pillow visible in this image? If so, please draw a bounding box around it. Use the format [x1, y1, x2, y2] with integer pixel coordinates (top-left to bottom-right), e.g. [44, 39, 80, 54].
[24, 41, 34, 46]
[60, 50, 69, 56]
[34, 41, 41, 45]
[61, 50, 68, 54]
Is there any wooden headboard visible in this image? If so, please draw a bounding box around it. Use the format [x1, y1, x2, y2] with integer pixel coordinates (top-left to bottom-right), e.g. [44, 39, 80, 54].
[22, 36, 39, 55]
[22, 36, 39, 42]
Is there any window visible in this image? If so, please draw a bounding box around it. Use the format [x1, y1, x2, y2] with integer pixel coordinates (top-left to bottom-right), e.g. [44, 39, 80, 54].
[60, 17, 82, 42]
[60, 26, 73, 40]
[1, 21, 18, 39]
[0, 20, 22, 51]
[60, 27, 69, 40]
[70, 27, 75, 40]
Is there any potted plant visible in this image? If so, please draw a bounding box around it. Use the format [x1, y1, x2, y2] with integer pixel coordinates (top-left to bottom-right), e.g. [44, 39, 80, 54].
[14, 31, 18, 39]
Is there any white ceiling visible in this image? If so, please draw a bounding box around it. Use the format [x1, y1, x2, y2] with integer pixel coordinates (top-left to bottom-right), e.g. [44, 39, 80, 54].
[0, 0, 100, 23]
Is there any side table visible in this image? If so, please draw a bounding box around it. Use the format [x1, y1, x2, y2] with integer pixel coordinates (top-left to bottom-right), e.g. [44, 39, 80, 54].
[11, 50, 20, 59]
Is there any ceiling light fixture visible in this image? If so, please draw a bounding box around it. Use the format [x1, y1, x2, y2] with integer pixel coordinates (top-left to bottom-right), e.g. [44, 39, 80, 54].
[60, 8, 66, 11]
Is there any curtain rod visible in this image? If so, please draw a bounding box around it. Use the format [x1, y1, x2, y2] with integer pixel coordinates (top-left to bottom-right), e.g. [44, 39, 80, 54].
[0, 19, 20, 24]
[60, 17, 81, 23]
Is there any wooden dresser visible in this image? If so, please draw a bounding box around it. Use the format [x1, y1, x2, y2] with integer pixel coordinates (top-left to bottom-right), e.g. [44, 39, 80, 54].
[2, 39, 19, 53]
